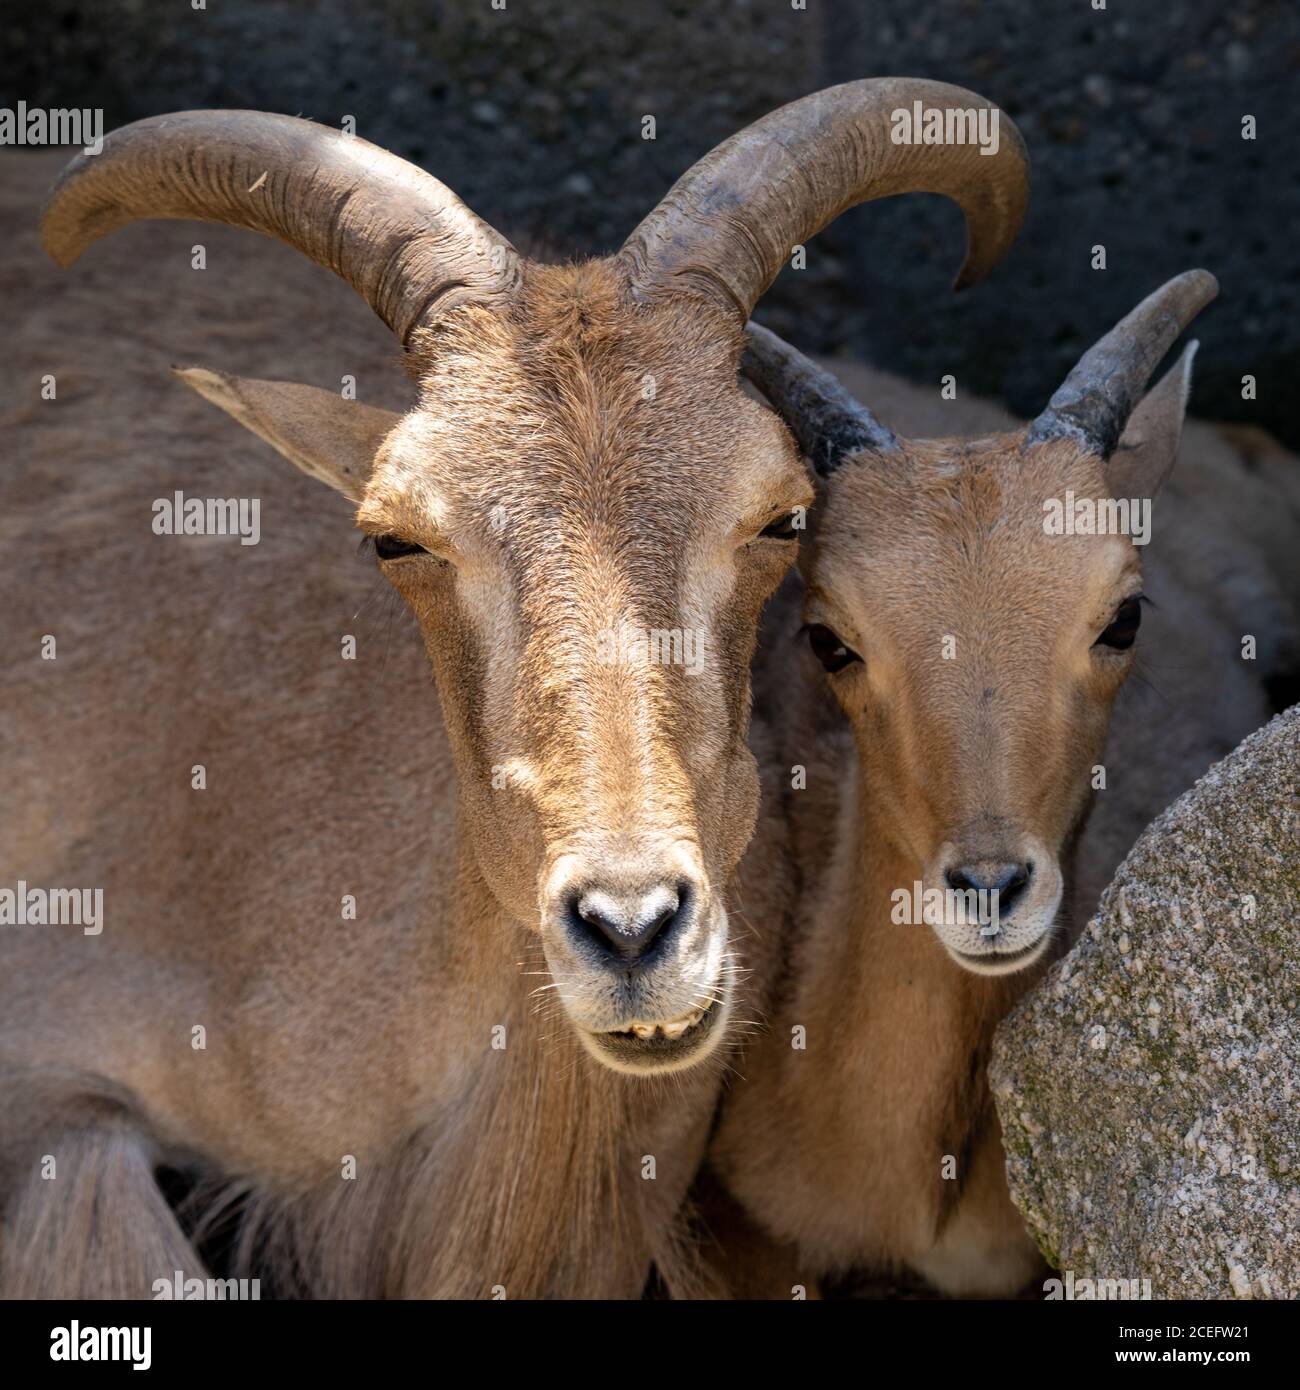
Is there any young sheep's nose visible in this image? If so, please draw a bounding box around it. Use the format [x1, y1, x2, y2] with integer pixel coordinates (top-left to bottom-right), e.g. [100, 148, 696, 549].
[944, 860, 1032, 919]
[566, 882, 686, 964]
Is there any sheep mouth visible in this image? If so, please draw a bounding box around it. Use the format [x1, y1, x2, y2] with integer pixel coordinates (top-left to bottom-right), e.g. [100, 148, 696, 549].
[949, 937, 1049, 976]
[584, 999, 724, 1072]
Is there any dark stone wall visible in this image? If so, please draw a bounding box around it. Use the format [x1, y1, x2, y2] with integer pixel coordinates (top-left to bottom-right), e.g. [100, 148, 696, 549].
[5, 0, 1296, 444]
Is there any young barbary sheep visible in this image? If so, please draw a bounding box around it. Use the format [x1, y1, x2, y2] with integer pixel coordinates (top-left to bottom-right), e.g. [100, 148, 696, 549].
[708, 270, 1299, 1296]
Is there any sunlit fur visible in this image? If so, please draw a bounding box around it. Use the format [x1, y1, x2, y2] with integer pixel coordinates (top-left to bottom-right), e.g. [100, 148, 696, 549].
[0, 154, 805, 1297]
[364, 263, 810, 1055]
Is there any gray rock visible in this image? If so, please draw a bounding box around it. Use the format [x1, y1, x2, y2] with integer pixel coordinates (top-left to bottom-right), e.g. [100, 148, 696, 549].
[990, 707, 1300, 1299]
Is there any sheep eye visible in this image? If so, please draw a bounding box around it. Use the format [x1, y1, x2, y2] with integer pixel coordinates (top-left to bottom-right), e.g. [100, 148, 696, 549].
[374, 533, 426, 560]
[760, 512, 800, 541]
[806, 623, 862, 673]
[1097, 595, 1142, 650]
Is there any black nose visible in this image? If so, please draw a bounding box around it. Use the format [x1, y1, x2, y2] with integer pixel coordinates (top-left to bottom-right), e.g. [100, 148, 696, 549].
[944, 861, 1032, 919]
[566, 883, 686, 964]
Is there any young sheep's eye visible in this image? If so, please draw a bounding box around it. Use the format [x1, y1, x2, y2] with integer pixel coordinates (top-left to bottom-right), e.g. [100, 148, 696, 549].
[374, 533, 427, 560]
[760, 512, 800, 541]
[1096, 595, 1143, 650]
[806, 623, 863, 673]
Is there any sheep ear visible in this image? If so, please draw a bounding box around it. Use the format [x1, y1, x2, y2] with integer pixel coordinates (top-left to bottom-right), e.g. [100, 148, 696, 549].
[1104, 342, 1198, 502]
[173, 367, 401, 502]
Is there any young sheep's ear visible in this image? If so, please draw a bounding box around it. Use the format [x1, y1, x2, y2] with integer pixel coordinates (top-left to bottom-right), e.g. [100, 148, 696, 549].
[173, 367, 401, 502]
[1104, 341, 1197, 501]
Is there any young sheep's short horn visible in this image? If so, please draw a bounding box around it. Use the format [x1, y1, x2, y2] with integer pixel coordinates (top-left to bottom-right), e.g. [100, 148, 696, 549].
[743, 322, 898, 475]
[1026, 269, 1219, 459]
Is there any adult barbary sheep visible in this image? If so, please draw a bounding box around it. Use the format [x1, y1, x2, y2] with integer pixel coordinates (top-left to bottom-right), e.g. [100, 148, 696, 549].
[0, 83, 1028, 1297]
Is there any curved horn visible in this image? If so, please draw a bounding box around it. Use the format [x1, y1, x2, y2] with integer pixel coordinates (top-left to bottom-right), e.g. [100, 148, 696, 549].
[743, 323, 897, 474]
[619, 78, 1028, 321]
[1026, 270, 1219, 458]
[40, 110, 521, 343]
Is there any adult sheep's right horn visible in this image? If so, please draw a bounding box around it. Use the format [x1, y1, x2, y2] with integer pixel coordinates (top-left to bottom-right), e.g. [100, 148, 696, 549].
[619, 77, 1029, 322]
[40, 110, 521, 344]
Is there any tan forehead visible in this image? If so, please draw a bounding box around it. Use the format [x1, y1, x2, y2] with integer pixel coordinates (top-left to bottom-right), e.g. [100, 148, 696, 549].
[814, 435, 1139, 612]
[366, 260, 806, 531]
[412, 259, 748, 435]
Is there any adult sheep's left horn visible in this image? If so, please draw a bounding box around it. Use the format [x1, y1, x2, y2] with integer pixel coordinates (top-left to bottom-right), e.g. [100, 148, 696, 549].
[618, 77, 1029, 322]
[40, 110, 521, 343]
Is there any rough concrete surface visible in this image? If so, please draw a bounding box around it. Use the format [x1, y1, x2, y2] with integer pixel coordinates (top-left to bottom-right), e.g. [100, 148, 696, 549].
[3, 0, 1297, 445]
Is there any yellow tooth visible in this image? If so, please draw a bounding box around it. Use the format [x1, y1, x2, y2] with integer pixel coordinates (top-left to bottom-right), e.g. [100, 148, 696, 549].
[623, 1002, 713, 1040]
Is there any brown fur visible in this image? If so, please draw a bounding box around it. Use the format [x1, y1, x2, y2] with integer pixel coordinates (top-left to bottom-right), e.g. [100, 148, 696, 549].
[708, 354, 1300, 1297]
[3, 79, 1034, 1296]
[0, 150, 804, 1298]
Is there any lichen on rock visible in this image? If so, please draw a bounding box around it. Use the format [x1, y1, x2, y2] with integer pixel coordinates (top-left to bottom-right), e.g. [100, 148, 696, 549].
[991, 706, 1299, 1299]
